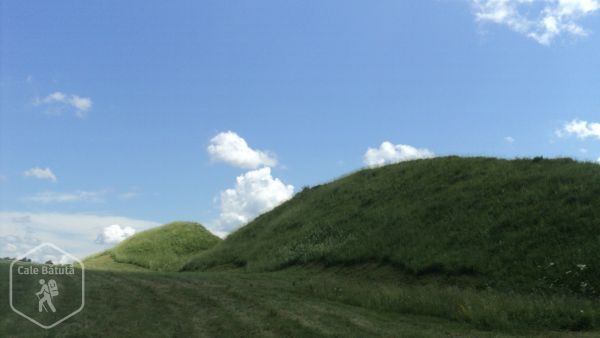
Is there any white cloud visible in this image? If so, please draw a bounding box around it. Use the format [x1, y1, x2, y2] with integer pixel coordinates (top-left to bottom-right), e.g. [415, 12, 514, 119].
[118, 191, 140, 200]
[69, 95, 92, 110]
[556, 119, 600, 139]
[211, 167, 294, 235]
[0, 212, 159, 259]
[472, 0, 600, 45]
[23, 167, 57, 182]
[39, 91, 67, 103]
[597, 157, 600, 163]
[208, 131, 277, 169]
[24, 190, 108, 203]
[33, 91, 93, 118]
[363, 141, 435, 168]
[95, 224, 136, 244]
[504, 136, 515, 143]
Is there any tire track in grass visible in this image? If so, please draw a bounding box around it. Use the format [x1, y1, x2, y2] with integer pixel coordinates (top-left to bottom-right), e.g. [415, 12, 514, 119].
[161, 274, 325, 337]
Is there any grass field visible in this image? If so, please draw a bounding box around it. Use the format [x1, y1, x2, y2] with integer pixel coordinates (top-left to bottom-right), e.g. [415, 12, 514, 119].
[1, 259, 598, 338]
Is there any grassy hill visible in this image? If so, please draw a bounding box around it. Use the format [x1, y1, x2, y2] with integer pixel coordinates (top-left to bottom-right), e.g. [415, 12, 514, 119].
[185, 157, 600, 297]
[107, 221, 221, 271]
[180, 157, 600, 331]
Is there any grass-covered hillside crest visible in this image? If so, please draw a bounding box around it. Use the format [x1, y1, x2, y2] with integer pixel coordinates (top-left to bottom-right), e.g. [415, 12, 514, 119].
[185, 156, 600, 297]
[107, 221, 221, 271]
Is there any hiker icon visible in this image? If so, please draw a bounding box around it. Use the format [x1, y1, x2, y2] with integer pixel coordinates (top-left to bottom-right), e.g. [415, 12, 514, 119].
[36, 279, 58, 313]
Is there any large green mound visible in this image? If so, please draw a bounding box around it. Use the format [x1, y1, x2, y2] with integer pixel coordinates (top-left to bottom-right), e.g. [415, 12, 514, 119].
[111, 221, 221, 271]
[185, 157, 600, 296]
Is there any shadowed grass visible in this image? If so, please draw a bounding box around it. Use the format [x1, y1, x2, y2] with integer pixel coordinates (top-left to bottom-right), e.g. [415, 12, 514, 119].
[2, 260, 597, 337]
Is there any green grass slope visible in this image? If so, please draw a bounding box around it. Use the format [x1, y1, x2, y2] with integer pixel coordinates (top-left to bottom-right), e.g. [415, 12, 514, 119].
[110, 221, 221, 271]
[83, 250, 150, 272]
[185, 157, 600, 297]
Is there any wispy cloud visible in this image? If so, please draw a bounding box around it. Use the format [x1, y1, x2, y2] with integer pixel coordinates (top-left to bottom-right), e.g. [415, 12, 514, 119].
[208, 131, 277, 169]
[504, 136, 515, 143]
[0, 212, 159, 259]
[363, 141, 434, 168]
[472, 0, 600, 45]
[118, 191, 141, 200]
[33, 91, 93, 118]
[24, 190, 108, 203]
[23, 167, 57, 182]
[556, 119, 600, 139]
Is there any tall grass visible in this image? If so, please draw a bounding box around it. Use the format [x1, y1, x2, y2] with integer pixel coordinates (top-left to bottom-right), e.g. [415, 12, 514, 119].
[273, 266, 599, 332]
[112, 221, 220, 271]
[185, 157, 600, 298]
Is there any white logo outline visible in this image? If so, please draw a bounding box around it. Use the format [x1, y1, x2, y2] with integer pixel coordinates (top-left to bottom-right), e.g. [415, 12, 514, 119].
[9, 242, 85, 329]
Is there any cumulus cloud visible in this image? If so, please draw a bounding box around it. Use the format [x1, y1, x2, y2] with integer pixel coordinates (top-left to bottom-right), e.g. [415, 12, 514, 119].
[33, 91, 93, 118]
[95, 224, 136, 244]
[363, 141, 435, 168]
[212, 167, 294, 235]
[0, 212, 159, 259]
[208, 131, 277, 169]
[504, 136, 515, 143]
[472, 0, 600, 45]
[556, 119, 600, 139]
[69, 95, 92, 114]
[24, 190, 108, 203]
[23, 167, 57, 182]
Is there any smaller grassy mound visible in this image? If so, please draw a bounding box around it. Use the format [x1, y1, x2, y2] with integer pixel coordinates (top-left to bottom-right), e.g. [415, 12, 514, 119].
[83, 251, 149, 272]
[111, 221, 220, 271]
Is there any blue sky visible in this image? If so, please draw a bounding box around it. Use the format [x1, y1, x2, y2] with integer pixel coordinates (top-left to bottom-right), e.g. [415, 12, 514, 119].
[1, 0, 599, 259]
